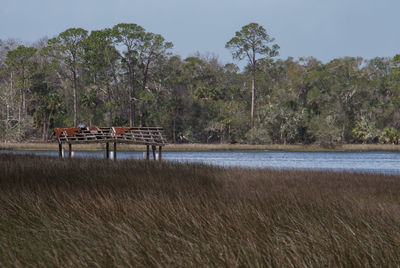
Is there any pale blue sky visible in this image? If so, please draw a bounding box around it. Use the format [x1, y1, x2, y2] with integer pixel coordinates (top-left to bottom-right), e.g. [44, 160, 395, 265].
[1, 0, 399, 65]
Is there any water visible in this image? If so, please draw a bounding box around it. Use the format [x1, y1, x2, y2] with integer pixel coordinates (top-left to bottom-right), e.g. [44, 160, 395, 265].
[3, 149, 400, 175]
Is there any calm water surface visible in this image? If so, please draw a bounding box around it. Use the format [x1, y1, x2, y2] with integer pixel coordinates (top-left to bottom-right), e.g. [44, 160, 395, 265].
[3, 150, 400, 175]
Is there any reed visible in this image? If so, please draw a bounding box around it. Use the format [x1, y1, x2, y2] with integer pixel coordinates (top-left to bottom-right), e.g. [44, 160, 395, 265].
[0, 154, 399, 267]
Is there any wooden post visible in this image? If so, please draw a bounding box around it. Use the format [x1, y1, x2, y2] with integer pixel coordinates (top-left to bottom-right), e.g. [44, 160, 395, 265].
[105, 142, 109, 159]
[159, 146, 162, 162]
[113, 142, 117, 161]
[58, 142, 62, 159]
[68, 143, 72, 158]
[152, 145, 156, 160]
[146, 145, 150, 160]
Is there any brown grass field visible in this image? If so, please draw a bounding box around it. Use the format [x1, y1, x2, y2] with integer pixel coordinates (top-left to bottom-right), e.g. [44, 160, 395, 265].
[0, 154, 399, 266]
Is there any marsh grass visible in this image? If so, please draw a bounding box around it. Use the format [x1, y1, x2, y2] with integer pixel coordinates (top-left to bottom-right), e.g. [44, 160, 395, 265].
[0, 154, 399, 266]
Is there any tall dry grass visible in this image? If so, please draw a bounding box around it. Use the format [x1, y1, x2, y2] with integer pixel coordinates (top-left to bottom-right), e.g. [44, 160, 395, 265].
[0, 154, 399, 267]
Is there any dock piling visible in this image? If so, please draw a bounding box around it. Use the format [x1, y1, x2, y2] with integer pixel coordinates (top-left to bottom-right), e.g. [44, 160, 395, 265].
[105, 142, 109, 159]
[152, 145, 156, 160]
[58, 143, 62, 158]
[68, 143, 72, 158]
[113, 142, 117, 161]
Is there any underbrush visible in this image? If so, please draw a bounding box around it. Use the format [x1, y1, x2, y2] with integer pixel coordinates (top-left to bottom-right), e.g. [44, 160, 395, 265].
[0, 154, 399, 266]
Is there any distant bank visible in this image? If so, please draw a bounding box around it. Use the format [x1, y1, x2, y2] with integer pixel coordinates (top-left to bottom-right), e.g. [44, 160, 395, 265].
[1, 142, 400, 152]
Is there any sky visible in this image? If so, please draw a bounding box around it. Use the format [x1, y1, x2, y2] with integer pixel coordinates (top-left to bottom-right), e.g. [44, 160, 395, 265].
[1, 0, 399, 67]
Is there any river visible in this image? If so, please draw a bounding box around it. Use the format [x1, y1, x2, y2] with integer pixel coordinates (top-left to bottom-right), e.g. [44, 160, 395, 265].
[3, 150, 400, 175]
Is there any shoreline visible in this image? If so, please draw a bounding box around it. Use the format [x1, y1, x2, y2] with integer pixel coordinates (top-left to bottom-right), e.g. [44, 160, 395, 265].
[1, 142, 400, 152]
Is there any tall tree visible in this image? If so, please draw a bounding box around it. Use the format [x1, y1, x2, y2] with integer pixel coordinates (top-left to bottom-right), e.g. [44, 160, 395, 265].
[112, 23, 145, 127]
[30, 74, 62, 141]
[136, 32, 173, 126]
[48, 28, 88, 126]
[4, 45, 38, 139]
[137, 32, 173, 91]
[226, 23, 279, 128]
[83, 29, 120, 126]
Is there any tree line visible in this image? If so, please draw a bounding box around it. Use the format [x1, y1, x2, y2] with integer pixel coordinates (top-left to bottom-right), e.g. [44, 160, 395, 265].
[1, 22, 400, 145]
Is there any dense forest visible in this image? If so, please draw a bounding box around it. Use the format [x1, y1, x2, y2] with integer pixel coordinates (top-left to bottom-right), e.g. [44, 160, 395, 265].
[1, 23, 400, 145]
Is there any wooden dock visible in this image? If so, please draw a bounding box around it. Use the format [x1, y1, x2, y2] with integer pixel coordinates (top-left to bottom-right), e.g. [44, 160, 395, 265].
[53, 126, 167, 161]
